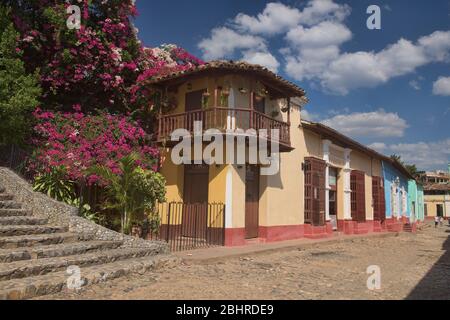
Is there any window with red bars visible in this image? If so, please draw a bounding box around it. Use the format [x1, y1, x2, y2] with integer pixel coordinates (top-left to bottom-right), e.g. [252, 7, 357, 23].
[351, 170, 366, 222]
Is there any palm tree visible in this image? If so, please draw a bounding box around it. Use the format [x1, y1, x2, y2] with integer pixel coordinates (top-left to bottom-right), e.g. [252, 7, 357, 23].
[89, 153, 146, 234]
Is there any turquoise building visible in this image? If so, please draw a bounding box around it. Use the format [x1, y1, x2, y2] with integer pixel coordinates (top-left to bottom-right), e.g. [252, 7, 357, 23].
[417, 184, 425, 221]
[382, 160, 411, 220]
[408, 180, 418, 222]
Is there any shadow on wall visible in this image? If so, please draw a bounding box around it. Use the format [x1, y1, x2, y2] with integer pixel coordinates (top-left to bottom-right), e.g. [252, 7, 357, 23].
[406, 227, 450, 300]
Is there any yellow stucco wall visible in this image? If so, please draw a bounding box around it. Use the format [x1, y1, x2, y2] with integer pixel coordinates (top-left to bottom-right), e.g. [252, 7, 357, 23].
[262, 103, 304, 226]
[424, 195, 449, 217]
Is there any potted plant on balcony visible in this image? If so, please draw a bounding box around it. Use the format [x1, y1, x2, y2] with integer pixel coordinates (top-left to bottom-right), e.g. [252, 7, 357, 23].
[220, 87, 230, 107]
[271, 110, 280, 118]
[202, 91, 210, 109]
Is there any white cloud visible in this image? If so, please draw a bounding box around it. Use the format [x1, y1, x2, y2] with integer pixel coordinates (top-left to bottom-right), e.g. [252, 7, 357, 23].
[370, 139, 450, 171]
[383, 5, 392, 12]
[297, 0, 351, 26]
[241, 50, 280, 73]
[300, 108, 320, 121]
[312, 38, 429, 94]
[409, 80, 421, 90]
[418, 30, 450, 62]
[198, 0, 450, 95]
[321, 109, 409, 138]
[234, 2, 302, 35]
[198, 27, 266, 60]
[286, 21, 352, 49]
[432, 76, 450, 96]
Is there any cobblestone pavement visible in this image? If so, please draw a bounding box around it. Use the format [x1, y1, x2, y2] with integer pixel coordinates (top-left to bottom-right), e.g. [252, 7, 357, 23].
[40, 222, 450, 300]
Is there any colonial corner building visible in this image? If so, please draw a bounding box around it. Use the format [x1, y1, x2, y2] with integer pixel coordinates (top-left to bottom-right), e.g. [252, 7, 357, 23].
[148, 61, 426, 248]
[417, 169, 450, 219]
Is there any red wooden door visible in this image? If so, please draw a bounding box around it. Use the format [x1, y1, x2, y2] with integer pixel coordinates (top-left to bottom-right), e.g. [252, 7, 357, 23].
[372, 176, 386, 221]
[183, 165, 209, 238]
[351, 170, 366, 222]
[304, 158, 326, 226]
[245, 165, 260, 239]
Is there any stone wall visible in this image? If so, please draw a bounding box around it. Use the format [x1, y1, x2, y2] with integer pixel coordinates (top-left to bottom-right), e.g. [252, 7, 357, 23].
[0, 167, 169, 252]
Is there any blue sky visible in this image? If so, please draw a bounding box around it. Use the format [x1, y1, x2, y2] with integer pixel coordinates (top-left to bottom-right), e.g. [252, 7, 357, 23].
[134, 0, 450, 171]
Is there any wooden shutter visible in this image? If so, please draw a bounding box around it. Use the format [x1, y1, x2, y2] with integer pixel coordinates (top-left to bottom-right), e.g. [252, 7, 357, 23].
[351, 170, 366, 222]
[304, 158, 326, 226]
[372, 176, 386, 221]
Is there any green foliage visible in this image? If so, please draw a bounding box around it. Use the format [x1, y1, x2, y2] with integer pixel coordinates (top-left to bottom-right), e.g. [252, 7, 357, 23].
[0, 6, 41, 146]
[390, 154, 419, 176]
[89, 153, 166, 234]
[33, 166, 76, 203]
[78, 203, 105, 225]
[33, 166, 106, 225]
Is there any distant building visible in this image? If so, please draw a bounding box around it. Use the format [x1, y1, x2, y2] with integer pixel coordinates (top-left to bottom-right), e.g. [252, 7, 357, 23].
[419, 164, 450, 219]
[417, 165, 450, 184]
[423, 183, 450, 219]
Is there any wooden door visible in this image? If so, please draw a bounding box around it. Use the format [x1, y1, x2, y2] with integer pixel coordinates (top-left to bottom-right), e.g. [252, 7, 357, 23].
[185, 89, 205, 112]
[372, 176, 386, 221]
[245, 165, 260, 239]
[351, 170, 366, 222]
[183, 165, 209, 238]
[185, 89, 206, 132]
[254, 97, 265, 114]
[304, 158, 326, 226]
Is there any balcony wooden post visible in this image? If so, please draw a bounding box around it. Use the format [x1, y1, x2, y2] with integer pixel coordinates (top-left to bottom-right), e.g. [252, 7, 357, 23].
[214, 88, 218, 127]
[250, 91, 254, 129]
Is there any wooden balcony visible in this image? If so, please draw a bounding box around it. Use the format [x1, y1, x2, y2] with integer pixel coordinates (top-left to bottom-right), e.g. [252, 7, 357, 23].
[157, 107, 292, 151]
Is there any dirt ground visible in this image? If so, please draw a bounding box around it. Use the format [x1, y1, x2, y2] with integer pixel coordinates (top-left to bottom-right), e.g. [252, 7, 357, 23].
[41, 221, 450, 300]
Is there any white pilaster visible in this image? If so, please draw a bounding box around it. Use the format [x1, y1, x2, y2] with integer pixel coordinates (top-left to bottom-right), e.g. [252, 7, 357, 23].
[343, 148, 352, 220]
[323, 140, 331, 221]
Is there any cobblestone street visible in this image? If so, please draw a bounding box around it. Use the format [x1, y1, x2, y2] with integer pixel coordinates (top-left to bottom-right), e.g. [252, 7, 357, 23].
[41, 222, 450, 300]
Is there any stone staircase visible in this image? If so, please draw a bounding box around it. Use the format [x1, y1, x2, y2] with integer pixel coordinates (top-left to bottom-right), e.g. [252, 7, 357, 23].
[402, 223, 416, 233]
[0, 185, 176, 300]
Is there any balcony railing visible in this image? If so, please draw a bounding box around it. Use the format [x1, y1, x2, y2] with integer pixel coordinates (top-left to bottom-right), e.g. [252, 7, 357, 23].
[157, 107, 291, 146]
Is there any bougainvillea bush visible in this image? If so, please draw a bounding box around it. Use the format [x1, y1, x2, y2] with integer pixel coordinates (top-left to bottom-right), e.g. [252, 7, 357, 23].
[29, 106, 160, 185]
[6, 0, 203, 117]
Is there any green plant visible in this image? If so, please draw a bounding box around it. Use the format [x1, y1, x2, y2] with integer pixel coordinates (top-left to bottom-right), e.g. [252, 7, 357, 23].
[33, 166, 76, 203]
[89, 153, 166, 234]
[146, 209, 162, 235]
[0, 5, 41, 146]
[202, 92, 210, 109]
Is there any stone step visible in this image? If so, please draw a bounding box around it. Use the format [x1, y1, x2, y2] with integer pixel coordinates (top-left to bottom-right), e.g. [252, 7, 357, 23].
[0, 240, 123, 263]
[0, 216, 48, 226]
[0, 247, 162, 281]
[0, 254, 178, 300]
[0, 201, 21, 209]
[0, 225, 68, 237]
[0, 194, 13, 201]
[0, 233, 78, 249]
[0, 209, 33, 217]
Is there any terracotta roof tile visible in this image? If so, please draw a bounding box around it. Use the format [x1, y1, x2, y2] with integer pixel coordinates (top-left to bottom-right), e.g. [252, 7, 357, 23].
[147, 60, 306, 97]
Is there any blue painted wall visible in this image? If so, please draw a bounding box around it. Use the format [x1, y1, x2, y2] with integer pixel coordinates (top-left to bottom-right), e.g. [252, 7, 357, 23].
[382, 161, 410, 219]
